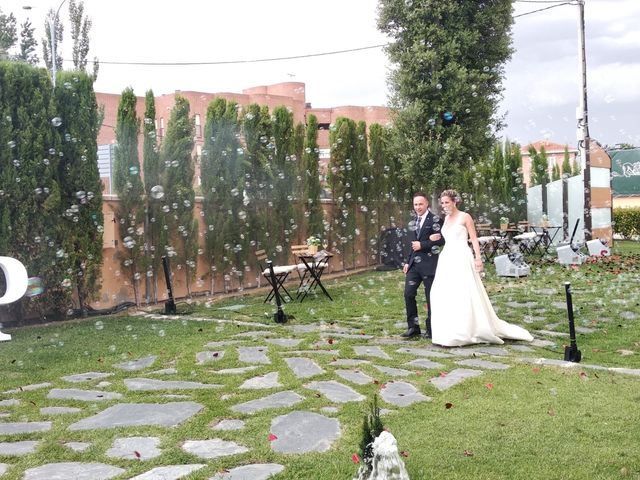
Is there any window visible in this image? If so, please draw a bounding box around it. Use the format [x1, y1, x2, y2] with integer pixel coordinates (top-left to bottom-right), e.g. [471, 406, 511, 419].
[159, 118, 165, 138]
[195, 114, 202, 138]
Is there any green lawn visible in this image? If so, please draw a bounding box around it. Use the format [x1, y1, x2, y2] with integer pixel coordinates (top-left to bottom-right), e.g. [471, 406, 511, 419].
[0, 241, 639, 479]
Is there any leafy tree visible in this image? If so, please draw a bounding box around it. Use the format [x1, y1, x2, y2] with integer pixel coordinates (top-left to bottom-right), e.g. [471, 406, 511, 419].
[378, 0, 515, 194]
[113, 87, 144, 305]
[302, 114, 323, 243]
[18, 20, 39, 65]
[551, 163, 560, 181]
[53, 70, 103, 316]
[0, 9, 17, 60]
[356, 394, 385, 478]
[42, 10, 63, 74]
[354, 121, 369, 266]
[503, 140, 526, 221]
[561, 145, 572, 178]
[292, 121, 306, 244]
[571, 156, 581, 176]
[68, 0, 97, 78]
[142, 89, 163, 302]
[529, 145, 549, 187]
[161, 95, 196, 295]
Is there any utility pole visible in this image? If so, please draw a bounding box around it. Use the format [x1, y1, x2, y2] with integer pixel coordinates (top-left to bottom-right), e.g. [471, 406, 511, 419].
[576, 0, 592, 241]
[50, 0, 68, 88]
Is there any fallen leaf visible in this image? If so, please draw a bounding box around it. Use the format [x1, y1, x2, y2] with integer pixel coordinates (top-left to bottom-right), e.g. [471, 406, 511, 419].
[373, 379, 379, 384]
[548, 409, 556, 416]
[400, 450, 409, 457]
[268, 433, 277, 441]
[439, 371, 448, 377]
[484, 383, 494, 390]
[379, 383, 386, 390]
[463, 449, 474, 457]
[351, 454, 360, 463]
[579, 372, 588, 380]
[532, 367, 541, 374]
[445, 402, 453, 409]
[134, 450, 141, 458]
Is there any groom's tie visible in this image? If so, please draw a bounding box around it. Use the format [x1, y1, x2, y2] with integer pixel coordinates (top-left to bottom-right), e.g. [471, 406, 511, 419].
[416, 215, 422, 237]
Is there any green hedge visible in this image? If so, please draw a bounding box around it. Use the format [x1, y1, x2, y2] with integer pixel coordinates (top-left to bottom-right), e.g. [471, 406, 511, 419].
[613, 208, 640, 237]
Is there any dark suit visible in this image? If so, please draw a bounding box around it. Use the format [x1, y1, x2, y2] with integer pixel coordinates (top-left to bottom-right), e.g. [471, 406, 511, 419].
[404, 210, 444, 334]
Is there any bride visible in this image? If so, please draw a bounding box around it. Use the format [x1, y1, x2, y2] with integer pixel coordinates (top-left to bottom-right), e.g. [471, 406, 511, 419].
[430, 189, 533, 347]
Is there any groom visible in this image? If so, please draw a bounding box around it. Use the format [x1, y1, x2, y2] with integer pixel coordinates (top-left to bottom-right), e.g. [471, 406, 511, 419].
[401, 192, 444, 339]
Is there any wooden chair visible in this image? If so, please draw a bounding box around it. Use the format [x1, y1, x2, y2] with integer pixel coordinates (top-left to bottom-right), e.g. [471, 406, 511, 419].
[475, 223, 500, 262]
[255, 249, 297, 303]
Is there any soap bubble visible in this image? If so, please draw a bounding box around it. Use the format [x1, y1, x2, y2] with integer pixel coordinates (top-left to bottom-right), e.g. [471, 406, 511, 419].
[129, 166, 139, 175]
[150, 185, 164, 199]
[25, 277, 45, 297]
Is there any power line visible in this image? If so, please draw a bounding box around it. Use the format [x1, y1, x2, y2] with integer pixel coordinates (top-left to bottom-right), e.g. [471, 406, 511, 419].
[94, 44, 387, 67]
[514, 1, 576, 18]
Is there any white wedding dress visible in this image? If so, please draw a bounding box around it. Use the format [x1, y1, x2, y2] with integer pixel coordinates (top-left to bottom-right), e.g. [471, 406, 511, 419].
[430, 214, 534, 347]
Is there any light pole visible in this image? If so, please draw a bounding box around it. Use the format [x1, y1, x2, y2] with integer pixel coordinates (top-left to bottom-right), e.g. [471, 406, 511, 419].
[50, 0, 68, 87]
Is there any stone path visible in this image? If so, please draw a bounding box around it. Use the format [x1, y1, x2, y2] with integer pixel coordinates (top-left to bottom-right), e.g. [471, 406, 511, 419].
[2, 311, 640, 479]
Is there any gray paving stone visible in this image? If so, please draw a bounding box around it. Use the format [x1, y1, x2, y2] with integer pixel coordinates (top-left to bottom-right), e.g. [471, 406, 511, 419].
[196, 350, 225, 364]
[212, 419, 245, 431]
[531, 339, 556, 348]
[124, 378, 222, 391]
[304, 380, 366, 403]
[372, 365, 414, 377]
[621, 311, 638, 320]
[0, 440, 39, 456]
[404, 359, 445, 370]
[129, 464, 206, 480]
[552, 301, 567, 309]
[68, 402, 203, 431]
[219, 304, 246, 311]
[239, 372, 281, 390]
[237, 346, 271, 364]
[354, 345, 391, 360]
[234, 330, 272, 338]
[47, 388, 122, 402]
[609, 367, 640, 376]
[181, 438, 249, 459]
[0, 413, 9, 418]
[114, 355, 158, 371]
[532, 288, 557, 295]
[270, 411, 341, 453]
[0, 464, 7, 476]
[0, 399, 18, 407]
[265, 338, 303, 347]
[456, 359, 510, 370]
[287, 324, 321, 333]
[523, 315, 547, 323]
[3, 382, 51, 394]
[210, 463, 285, 479]
[284, 357, 325, 378]
[429, 369, 483, 391]
[505, 301, 539, 308]
[64, 442, 91, 452]
[106, 436, 161, 460]
[396, 347, 453, 358]
[330, 359, 371, 366]
[40, 406, 82, 415]
[61, 372, 113, 383]
[150, 368, 178, 375]
[0, 422, 51, 435]
[510, 345, 535, 352]
[231, 391, 305, 414]
[321, 406, 340, 414]
[211, 366, 259, 375]
[536, 329, 570, 337]
[287, 349, 340, 356]
[380, 381, 431, 407]
[23, 462, 125, 480]
[335, 369, 374, 385]
[474, 346, 511, 356]
[575, 326, 595, 334]
[327, 332, 374, 340]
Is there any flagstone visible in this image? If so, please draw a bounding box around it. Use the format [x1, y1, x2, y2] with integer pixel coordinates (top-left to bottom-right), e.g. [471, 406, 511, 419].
[234, 331, 272, 338]
[620, 311, 637, 320]
[287, 349, 340, 355]
[380, 381, 431, 407]
[3, 382, 51, 394]
[196, 351, 225, 364]
[404, 359, 444, 370]
[523, 315, 546, 323]
[231, 391, 305, 414]
[64, 442, 91, 452]
[287, 324, 321, 333]
[304, 380, 366, 403]
[335, 369, 374, 385]
[181, 438, 248, 459]
[237, 346, 271, 364]
[531, 339, 556, 348]
[265, 338, 303, 347]
[330, 359, 371, 366]
[96, 381, 112, 388]
[456, 359, 510, 370]
[68, 402, 203, 431]
[270, 411, 341, 454]
[125, 378, 223, 392]
[429, 369, 483, 391]
[40, 406, 82, 415]
[396, 347, 453, 358]
[23, 462, 125, 480]
[0, 422, 51, 435]
[354, 346, 391, 360]
[47, 388, 122, 401]
[505, 301, 539, 308]
[114, 355, 158, 371]
[510, 345, 535, 352]
[61, 372, 113, 383]
[536, 330, 570, 337]
[212, 419, 245, 431]
[211, 366, 259, 375]
[129, 464, 206, 480]
[470, 346, 511, 356]
[327, 332, 374, 339]
[218, 304, 246, 311]
[575, 326, 595, 334]
[321, 406, 340, 414]
[0, 464, 7, 475]
[0, 399, 18, 407]
[209, 463, 285, 479]
[0, 440, 39, 456]
[372, 365, 414, 377]
[239, 372, 281, 389]
[284, 357, 325, 378]
[106, 436, 161, 460]
[150, 368, 178, 375]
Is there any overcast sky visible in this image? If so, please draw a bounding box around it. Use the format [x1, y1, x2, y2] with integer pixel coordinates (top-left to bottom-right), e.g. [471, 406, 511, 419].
[4, 0, 639, 148]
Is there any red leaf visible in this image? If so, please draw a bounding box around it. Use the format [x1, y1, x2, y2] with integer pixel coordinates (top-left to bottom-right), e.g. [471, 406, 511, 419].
[439, 371, 448, 377]
[532, 367, 541, 374]
[463, 449, 474, 457]
[400, 450, 409, 457]
[379, 383, 387, 390]
[445, 402, 453, 409]
[268, 433, 277, 441]
[579, 372, 588, 380]
[351, 454, 361, 463]
[484, 383, 494, 390]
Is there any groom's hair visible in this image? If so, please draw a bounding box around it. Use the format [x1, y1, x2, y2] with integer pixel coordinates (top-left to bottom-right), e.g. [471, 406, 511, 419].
[413, 191, 428, 199]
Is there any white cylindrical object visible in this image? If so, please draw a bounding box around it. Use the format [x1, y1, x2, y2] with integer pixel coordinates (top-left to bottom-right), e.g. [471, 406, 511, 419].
[0, 256, 29, 305]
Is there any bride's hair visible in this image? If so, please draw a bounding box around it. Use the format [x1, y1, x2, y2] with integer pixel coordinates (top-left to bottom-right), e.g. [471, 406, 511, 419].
[440, 189, 461, 204]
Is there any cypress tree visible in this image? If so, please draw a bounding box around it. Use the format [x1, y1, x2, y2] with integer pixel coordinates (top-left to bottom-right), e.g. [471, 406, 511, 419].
[161, 95, 196, 296]
[292, 121, 305, 244]
[18, 20, 39, 65]
[54, 70, 103, 316]
[113, 87, 144, 305]
[354, 121, 368, 266]
[302, 114, 323, 243]
[561, 145, 572, 178]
